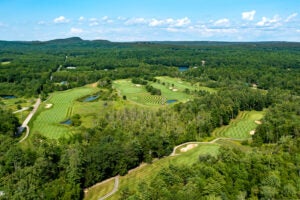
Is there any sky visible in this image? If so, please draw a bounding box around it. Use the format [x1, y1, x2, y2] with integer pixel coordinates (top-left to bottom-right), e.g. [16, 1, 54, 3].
[0, 0, 299, 41]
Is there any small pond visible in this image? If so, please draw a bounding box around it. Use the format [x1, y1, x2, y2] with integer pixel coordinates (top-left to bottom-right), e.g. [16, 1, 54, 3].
[178, 66, 189, 72]
[166, 99, 178, 104]
[0, 95, 16, 99]
[61, 119, 72, 125]
[83, 95, 100, 102]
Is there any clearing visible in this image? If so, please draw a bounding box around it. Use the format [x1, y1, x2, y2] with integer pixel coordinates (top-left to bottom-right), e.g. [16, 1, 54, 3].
[31, 85, 99, 139]
[113, 76, 215, 106]
[213, 110, 265, 139]
[84, 143, 220, 200]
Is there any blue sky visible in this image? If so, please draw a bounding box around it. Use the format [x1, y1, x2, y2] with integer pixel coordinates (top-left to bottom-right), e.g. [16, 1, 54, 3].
[0, 0, 299, 41]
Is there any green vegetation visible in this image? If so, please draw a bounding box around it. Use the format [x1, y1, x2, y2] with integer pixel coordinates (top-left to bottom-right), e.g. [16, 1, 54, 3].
[84, 179, 115, 200]
[89, 143, 220, 200]
[31, 85, 98, 139]
[0, 39, 299, 199]
[113, 76, 206, 106]
[213, 110, 265, 139]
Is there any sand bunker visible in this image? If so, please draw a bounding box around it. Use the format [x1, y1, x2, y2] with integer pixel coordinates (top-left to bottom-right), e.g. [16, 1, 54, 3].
[135, 84, 141, 87]
[181, 144, 198, 152]
[45, 104, 53, 109]
[250, 130, 256, 135]
[255, 120, 262, 125]
[91, 82, 98, 88]
[172, 88, 178, 92]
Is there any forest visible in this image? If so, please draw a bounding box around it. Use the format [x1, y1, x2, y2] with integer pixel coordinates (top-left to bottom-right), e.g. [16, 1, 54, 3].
[0, 38, 299, 199]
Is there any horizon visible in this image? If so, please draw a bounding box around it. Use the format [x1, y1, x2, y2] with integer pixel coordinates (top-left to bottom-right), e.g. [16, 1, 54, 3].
[0, 0, 299, 42]
[1, 36, 300, 43]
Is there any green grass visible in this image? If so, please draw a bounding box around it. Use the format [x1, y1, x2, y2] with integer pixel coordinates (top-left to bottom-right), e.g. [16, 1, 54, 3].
[84, 178, 115, 200]
[213, 110, 265, 139]
[31, 85, 99, 139]
[156, 76, 216, 93]
[1, 61, 11, 65]
[113, 77, 215, 106]
[89, 144, 219, 200]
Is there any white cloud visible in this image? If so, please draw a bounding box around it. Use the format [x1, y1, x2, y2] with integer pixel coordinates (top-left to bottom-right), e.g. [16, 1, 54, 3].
[149, 17, 191, 27]
[89, 18, 99, 26]
[53, 16, 70, 24]
[285, 13, 298, 22]
[256, 15, 281, 26]
[173, 17, 191, 27]
[214, 18, 230, 26]
[125, 18, 147, 25]
[78, 16, 85, 21]
[101, 16, 113, 23]
[149, 18, 165, 27]
[38, 21, 46, 25]
[242, 10, 256, 21]
[102, 16, 108, 21]
[70, 27, 83, 34]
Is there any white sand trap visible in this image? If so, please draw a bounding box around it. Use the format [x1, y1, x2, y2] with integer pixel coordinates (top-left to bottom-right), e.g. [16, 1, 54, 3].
[91, 82, 98, 88]
[45, 104, 53, 109]
[181, 144, 198, 152]
[135, 84, 141, 87]
[169, 87, 173, 90]
[250, 130, 256, 135]
[172, 88, 178, 92]
[178, 81, 183, 83]
[255, 120, 262, 125]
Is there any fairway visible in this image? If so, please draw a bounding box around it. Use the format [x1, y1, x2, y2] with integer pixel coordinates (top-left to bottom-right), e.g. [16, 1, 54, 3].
[113, 77, 214, 106]
[213, 110, 265, 139]
[87, 143, 219, 200]
[31, 86, 99, 139]
[155, 76, 216, 93]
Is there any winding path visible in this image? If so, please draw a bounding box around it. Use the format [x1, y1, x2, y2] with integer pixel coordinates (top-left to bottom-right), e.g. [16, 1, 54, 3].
[18, 98, 41, 142]
[98, 176, 119, 200]
[88, 137, 247, 200]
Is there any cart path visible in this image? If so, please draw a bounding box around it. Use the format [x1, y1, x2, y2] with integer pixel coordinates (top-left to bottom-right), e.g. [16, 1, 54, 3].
[18, 98, 41, 142]
[86, 137, 247, 199]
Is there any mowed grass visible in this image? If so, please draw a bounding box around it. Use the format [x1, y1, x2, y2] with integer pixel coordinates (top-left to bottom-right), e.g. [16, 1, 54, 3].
[1, 61, 11, 65]
[72, 100, 106, 128]
[113, 77, 215, 106]
[84, 178, 115, 200]
[156, 76, 216, 93]
[213, 110, 265, 139]
[89, 144, 219, 200]
[113, 79, 166, 106]
[31, 86, 99, 139]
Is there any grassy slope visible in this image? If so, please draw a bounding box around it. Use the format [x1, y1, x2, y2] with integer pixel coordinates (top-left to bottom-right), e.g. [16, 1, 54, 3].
[155, 76, 216, 93]
[31, 85, 98, 139]
[84, 178, 115, 200]
[85, 144, 220, 200]
[213, 110, 265, 139]
[2, 97, 35, 123]
[113, 77, 215, 106]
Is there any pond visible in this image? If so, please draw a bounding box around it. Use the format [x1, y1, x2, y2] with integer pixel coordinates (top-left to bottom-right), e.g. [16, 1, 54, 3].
[60, 119, 72, 125]
[178, 66, 189, 72]
[83, 95, 100, 102]
[0, 95, 16, 99]
[166, 99, 178, 104]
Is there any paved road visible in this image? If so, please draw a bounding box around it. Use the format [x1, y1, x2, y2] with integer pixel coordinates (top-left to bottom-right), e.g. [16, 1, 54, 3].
[18, 98, 41, 142]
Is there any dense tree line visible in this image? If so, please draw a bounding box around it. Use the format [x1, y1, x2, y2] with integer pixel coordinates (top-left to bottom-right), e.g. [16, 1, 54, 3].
[0, 38, 300, 199]
[123, 137, 300, 199]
